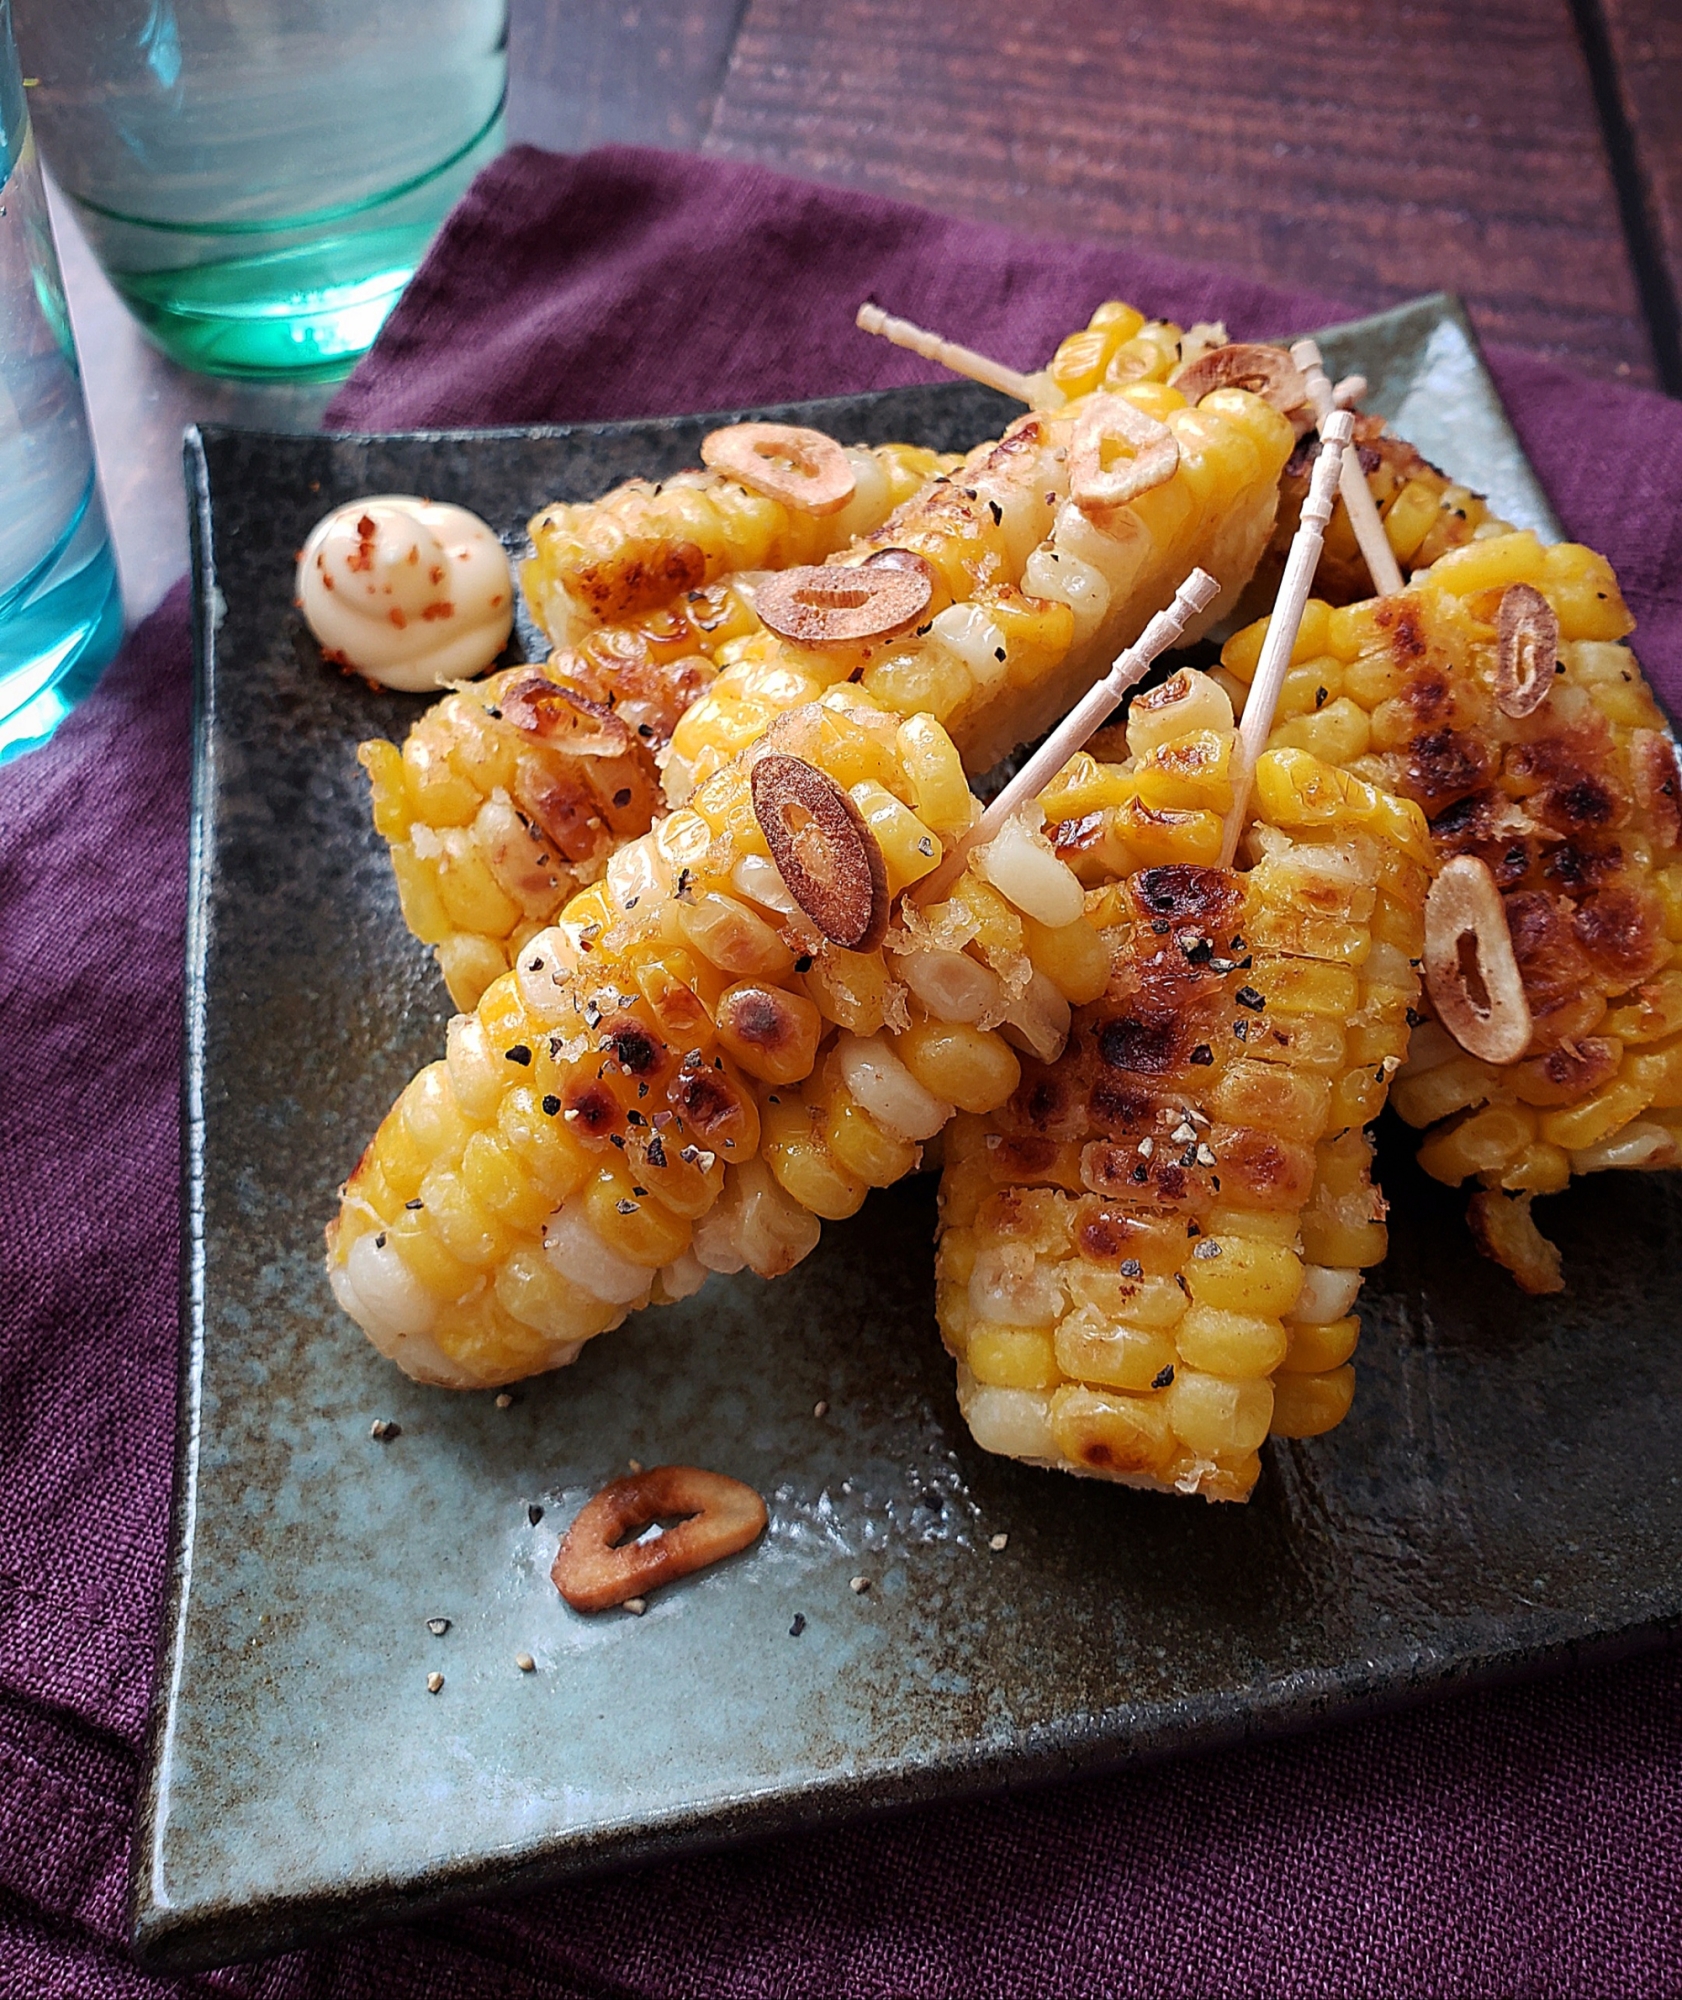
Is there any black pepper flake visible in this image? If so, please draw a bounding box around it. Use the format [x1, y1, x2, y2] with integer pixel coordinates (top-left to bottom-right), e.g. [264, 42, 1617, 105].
[632, 1185, 648, 1197]
[994, 646, 1007, 662]
[527, 1504, 544, 1526]
[542, 1093, 561, 1116]
[1235, 986, 1265, 1011]
[1233, 1020, 1249, 1039]
[789, 1613, 807, 1637]
[679, 1145, 700, 1164]
[612, 786, 632, 808]
[675, 867, 693, 900]
[527, 956, 544, 972]
[646, 1136, 667, 1168]
[405, 1198, 423, 1210]
[1186, 1221, 1202, 1236]
[374, 1233, 386, 1249]
[1131, 1163, 1150, 1183]
[505, 1044, 532, 1065]
[627, 1109, 647, 1126]
[625, 895, 639, 910]
[794, 953, 814, 973]
[638, 721, 654, 736]
[1120, 1257, 1143, 1278]
[1406, 1006, 1424, 1027]
[988, 499, 1003, 525]
[915, 622, 933, 637]
[616, 1199, 639, 1215]
[1314, 686, 1328, 709]
[1151, 1364, 1176, 1389]
[1192, 1239, 1222, 1259]
[486, 705, 502, 720]
[609, 1133, 626, 1149]
[1188, 1043, 1214, 1065]
[1152, 918, 1170, 936]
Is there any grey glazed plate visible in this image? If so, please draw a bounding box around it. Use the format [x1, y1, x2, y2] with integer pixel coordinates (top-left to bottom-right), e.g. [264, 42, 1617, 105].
[134, 295, 1679, 1974]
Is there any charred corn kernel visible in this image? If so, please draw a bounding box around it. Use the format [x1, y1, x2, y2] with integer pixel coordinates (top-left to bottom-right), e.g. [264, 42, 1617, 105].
[1281, 1314, 1359, 1374]
[897, 1019, 1021, 1114]
[939, 736, 1427, 1501]
[1499, 1142, 1572, 1195]
[1048, 1384, 1177, 1479]
[1111, 798, 1226, 866]
[969, 1325, 1061, 1390]
[1269, 1366, 1355, 1438]
[1132, 729, 1237, 812]
[1537, 1078, 1653, 1153]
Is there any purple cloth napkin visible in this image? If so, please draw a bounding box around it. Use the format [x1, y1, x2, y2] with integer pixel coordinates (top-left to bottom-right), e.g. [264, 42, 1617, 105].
[4, 142, 1681, 1998]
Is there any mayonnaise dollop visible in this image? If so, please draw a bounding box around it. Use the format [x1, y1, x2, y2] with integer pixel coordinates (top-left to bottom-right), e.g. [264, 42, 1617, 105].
[297, 496, 513, 690]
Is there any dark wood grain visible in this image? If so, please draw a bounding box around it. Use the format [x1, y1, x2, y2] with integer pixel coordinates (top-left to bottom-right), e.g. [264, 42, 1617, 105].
[1593, 0, 1682, 390]
[704, 0, 1656, 385]
[509, 0, 746, 151]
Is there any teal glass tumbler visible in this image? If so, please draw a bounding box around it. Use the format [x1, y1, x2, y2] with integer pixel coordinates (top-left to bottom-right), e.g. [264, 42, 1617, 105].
[0, 4, 122, 762]
[13, 0, 507, 382]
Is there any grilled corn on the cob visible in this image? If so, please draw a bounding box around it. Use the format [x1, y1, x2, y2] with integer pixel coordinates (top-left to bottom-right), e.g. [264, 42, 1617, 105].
[1220, 532, 1681, 1292]
[937, 668, 1430, 1500]
[330, 686, 1120, 1389]
[523, 437, 954, 645]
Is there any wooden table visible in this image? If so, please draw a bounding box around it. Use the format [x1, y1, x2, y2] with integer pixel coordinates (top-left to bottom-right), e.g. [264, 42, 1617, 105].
[45, 0, 1682, 626]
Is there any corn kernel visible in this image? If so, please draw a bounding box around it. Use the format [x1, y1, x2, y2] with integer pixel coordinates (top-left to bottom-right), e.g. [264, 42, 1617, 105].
[1165, 1369, 1274, 1456]
[896, 1019, 1021, 1114]
[1281, 1314, 1359, 1374]
[1050, 1384, 1176, 1477]
[1182, 1236, 1304, 1316]
[1174, 1303, 1289, 1379]
[969, 1325, 1061, 1390]
[1269, 1366, 1356, 1438]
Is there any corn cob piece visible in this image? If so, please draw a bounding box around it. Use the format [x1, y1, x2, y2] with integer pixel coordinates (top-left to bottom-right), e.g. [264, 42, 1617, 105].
[666, 369, 1297, 794]
[1219, 531, 1682, 1292]
[937, 668, 1431, 1500]
[329, 686, 1120, 1389]
[523, 438, 955, 645]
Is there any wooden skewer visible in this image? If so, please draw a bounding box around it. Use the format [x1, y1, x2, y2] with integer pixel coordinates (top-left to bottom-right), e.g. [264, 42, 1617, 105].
[1217, 412, 1353, 867]
[1290, 338, 1404, 598]
[855, 303, 1044, 404]
[912, 568, 1223, 905]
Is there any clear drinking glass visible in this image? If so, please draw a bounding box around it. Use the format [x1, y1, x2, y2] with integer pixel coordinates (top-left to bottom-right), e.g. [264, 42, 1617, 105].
[13, 0, 507, 381]
[0, 2, 122, 761]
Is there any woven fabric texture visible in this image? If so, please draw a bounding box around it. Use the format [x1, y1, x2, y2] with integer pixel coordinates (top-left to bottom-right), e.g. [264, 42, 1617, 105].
[2, 142, 1679, 1997]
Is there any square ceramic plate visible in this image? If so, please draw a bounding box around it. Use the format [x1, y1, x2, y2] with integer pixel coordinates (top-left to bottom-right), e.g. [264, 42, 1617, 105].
[133, 295, 1682, 1973]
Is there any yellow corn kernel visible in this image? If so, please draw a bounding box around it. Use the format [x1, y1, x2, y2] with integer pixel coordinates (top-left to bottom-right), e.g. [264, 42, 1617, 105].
[1274, 660, 1344, 724]
[1210, 1062, 1334, 1147]
[969, 1325, 1061, 1391]
[401, 730, 481, 826]
[433, 831, 523, 940]
[1418, 1103, 1538, 1184]
[1182, 1236, 1304, 1317]
[1049, 1383, 1176, 1478]
[849, 780, 941, 893]
[1038, 750, 1136, 823]
[1053, 1308, 1178, 1392]
[824, 1091, 919, 1186]
[419, 1168, 515, 1270]
[359, 738, 412, 842]
[1538, 1076, 1654, 1151]
[1245, 955, 1360, 1018]
[582, 1163, 691, 1268]
[1133, 729, 1237, 812]
[388, 843, 452, 947]
[1422, 528, 1546, 598]
[1300, 1214, 1387, 1269]
[895, 714, 976, 838]
[896, 1019, 1020, 1113]
[1112, 797, 1225, 867]
[1220, 599, 1332, 686]
[1174, 1304, 1289, 1379]
[1628, 1037, 1682, 1109]
[385, 1209, 478, 1302]
[1498, 1141, 1572, 1195]
[1600, 972, 1682, 1048]
[1165, 1368, 1274, 1456]
[1269, 1366, 1355, 1438]
[1391, 1057, 1497, 1129]
[1654, 867, 1682, 942]
[802, 947, 895, 1036]
[1267, 697, 1372, 767]
[761, 1096, 867, 1220]
[1022, 913, 1109, 1005]
[494, 1246, 616, 1346]
[1125, 668, 1234, 757]
[1381, 478, 1443, 564]
[1281, 1314, 1359, 1374]
[1330, 1066, 1392, 1129]
[460, 1130, 554, 1234]
[1541, 541, 1633, 641]
[861, 642, 974, 728]
[1203, 1206, 1301, 1248]
[677, 892, 793, 978]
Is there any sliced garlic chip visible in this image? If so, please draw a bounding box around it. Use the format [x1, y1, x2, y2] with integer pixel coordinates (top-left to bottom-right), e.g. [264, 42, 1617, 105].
[750, 751, 889, 950]
[1494, 582, 1559, 719]
[1423, 854, 1533, 1065]
[700, 422, 855, 516]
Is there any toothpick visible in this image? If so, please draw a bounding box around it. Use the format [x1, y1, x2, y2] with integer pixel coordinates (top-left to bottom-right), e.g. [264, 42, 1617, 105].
[1290, 338, 1404, 598]
[1217, 414, 1352, 866]
[913, 568, 1223, 905]
[856, 303, 1044, 405]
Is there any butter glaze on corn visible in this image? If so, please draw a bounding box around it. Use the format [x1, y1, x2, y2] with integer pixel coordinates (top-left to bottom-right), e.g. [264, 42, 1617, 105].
[329, 687, 1118, 1390]
[1222, 532, 1682, 1291]
[937, 669, 1431, 1501]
